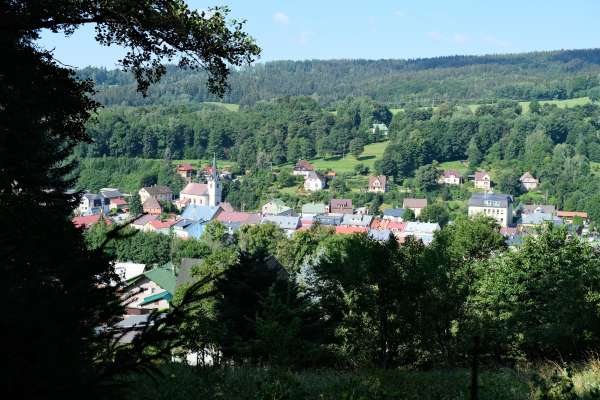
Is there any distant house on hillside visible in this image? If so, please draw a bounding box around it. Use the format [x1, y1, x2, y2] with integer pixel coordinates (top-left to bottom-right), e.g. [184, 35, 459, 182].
[341, 214, 373, 228]
[301, 202, 329, 218]
[292, 160, 315, 177]
[130, 214, 159, 230]
[519, 172, 539, 191]
[473, 171, 491, 191]
[176, 163, 196, 182]
[400, 222, 440, 245]
[438, 170, 462, 185]
[368, 175, 388, 193]
[557, 211, 589, 224]
[139, 185, 172, 203]
[142, 196, 162, 215]
[330, 199, 353, 214]
[261, 215, 301, 236]
[72, 214, 111, 229]
[122, 264, 176, 311]
[468, 192, 513, 227]
[304, 171, 325, 192]
[382, 208, 407, 222]
[78, 192, 110, 216]
[403, 198, 428, 217]
[262, 199, 293, 216]
[520, 204, 556, 216]
[370, 123, 389, 137]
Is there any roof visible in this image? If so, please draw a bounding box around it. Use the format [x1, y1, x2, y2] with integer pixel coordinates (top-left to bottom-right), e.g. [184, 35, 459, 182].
[82, 192, 105, 202]
[100, 188, 123, 199]
[115, 314, 150, 329]
[369, 229, 393, 241]
[147, 219, 177, 230]
[404, 222, 440, 234]
[177, 163, 195, 171]
[110, 197, 127, 206]
[114, 262, 146, 281]
[370, 218, 405, 231]
[336, 226, 369, 234]
[184, 221, 207, 239]
[140, 291, 172, 306]
[219, 202, 235, 213]
[442, 170, 461, 178]
[520, 204, 556, 215]
[520, 212, 563, 226]
[263, 199, 291, 214]
[468, 193, 513, 208]
[142, 196, 161, 210]
[330, 199, 353, 209]
[557, 211, 589, 219]
[131, 214, 159, 227]
[474, 171, 490, 181]
[177, 258, 203, 289]
[314, 214, 344, 226]
[261, 215, 300, 230]
[306, 171, 324, 181]
[72, 214, 111, 229]
[181, 182, 208, 196]
[302, 202, 329, 215]
[181, 204, 221, 222]
[142, 185, 172, 196]
[143, 264, 176, 295]
[403, 198, 428, 209]
[520, 172, 538, 183]
[294, 159, 314, 171]
[383, 208, 406, 218]
[217, 211, 261, 224]
[368, 175, 387, 188]
[341, 214, 373, 227]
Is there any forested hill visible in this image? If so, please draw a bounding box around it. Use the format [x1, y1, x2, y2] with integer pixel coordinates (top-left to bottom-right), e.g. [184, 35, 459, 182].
[80, 48, 600, 107]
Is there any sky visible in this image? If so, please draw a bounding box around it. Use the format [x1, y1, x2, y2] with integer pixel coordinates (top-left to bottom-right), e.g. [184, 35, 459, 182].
[38, 0, 600, 69]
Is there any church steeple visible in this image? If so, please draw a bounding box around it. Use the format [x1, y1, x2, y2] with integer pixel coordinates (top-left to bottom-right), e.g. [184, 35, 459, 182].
[207, 153, 221, 206]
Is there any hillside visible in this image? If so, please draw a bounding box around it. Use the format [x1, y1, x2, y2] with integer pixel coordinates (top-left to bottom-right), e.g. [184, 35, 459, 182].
[80, 48, 600, 107]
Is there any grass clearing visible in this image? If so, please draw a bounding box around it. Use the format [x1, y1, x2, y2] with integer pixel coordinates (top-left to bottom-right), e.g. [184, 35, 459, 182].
[438, 160, 469, 175]
[310, 141, 389, 173]
[202, 101, 240, 111]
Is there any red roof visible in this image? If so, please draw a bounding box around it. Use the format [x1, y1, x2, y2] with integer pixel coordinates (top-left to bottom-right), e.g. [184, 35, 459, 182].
[370, 218, 405, 232]
[557, 211, 588, 219]
[442, 170, 461, 178]
[147, 219, 177, 230]
[110, 197, 127, 205]
[294, 159, 314, 171]
[219, 202, 235, 213]
[177, 163, 195, 172]
[217, 212, 261, 224]
[335, 226, 368, 235]
[474, 171, 490, 181]
[72, 215, 111, 229]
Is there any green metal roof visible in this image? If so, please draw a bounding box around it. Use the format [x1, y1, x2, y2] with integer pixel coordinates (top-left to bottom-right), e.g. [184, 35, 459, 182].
[143, 263, 176, 295]
[140, 291, 172, 306]
[302, 202, 328, 214]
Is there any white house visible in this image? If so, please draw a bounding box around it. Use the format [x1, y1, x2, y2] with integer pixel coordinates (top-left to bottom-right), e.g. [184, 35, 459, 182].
[304, 171, 325, 192]
[474, 171, 492, 191]
[438, 170, 462, 185]
[78, 193, 110, 216]
[292, 159, 315, 177]
[519, 172, 539, 191]
[468, 192, 513, 228]
[368, 175, 387, 193]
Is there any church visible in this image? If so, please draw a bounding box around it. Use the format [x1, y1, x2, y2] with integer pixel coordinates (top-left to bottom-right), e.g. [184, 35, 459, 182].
[178, 157, 222, 207]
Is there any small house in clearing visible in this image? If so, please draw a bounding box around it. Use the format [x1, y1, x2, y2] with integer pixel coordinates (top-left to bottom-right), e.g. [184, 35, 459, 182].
[438, 170, 462, 185]
[292, 160, 315, 177]
[519, 172, 539, 191]
[304, 171, 325, 192]
[403, 198, 428, 218]
[474, 171, 491, 191]
[368, 175, 387, 193]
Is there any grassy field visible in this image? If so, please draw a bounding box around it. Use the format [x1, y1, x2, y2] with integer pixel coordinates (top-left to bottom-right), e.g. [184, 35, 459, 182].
[438, 160, 469, 175]
[202, 101, 240, 111]
[310, 141, 389, 172]
[129, 362, 600, 400]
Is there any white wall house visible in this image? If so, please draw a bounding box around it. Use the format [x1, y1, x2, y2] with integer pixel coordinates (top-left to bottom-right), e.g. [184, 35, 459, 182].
[468, 193, 513, 227]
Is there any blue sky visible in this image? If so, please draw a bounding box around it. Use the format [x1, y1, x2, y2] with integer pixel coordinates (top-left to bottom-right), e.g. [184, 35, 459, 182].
[38, 0, 600, 68]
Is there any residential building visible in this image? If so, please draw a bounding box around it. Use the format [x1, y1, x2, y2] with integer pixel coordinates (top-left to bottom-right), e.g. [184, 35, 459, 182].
[370, 123, 389, 137]
[176, 163, 196, 182]
[370, 218, 405, 238]
[142, 196, 162, 215]
[330, 198, 353, 214]
[217, 211, 261, 233]
[341, 214, 373, 228]
[400, 222, 440, 245]
[314, 214, 344, 226]
[292, 159, 315, 177]
[520, 204, 556, 215]
[130, 214, 159, 230]
[139, 185, 172, 203]
[474, 171, 492, 191]
[403, 198, 428, 217]
[261, 215, 301, 236]
[78, 192, 110, 216]
[438, 170, 463, 185]
[72, 214, 111, 229]
[181, 204, 222, 222]
[142, 219, 177, 234]
[520, 172, 539, 191]
[336, 226, 369, 235]
[369, 229, 393, 241]
[113, 262, 146, 282]
[382, 208, 407, 221]
[557, 211, 589, 224]
[99, 188, 123, 199]
[368, 175, 388, 193]
[301, 202, 329, 218]
[262, 199, 293, 216]
[468, 192, 514, 227]
[122, 264, 176, 311]
[303, 171, 325, 192]
[518, 211, 563, 229]
[109, 197, 128, 210]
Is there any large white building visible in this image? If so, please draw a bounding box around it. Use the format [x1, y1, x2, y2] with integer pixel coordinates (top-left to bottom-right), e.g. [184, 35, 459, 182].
[468, 193, 513, 227]
[179, 157, 221, 207]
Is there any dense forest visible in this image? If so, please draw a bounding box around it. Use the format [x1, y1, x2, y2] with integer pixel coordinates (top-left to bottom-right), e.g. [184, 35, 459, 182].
[80, 48, 600, 107]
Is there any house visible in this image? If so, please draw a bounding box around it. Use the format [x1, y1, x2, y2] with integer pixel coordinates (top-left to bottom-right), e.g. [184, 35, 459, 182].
[176, 163, 196, 182]
[78, 192, 110, 216]
[142, 219, 177, 234]
[172, 219, 208, 240]
[330, 199, 353, 214]
[400, 222, 440, 245]
[301, 202, 329, 218]
[314, 214, 344, 226]
[370, 123, 389, 137]
[468, 192, 514, 228]
[341, 214, 373, 228]
[370, 218, 405, 237]
[179, 159, 221, 207]
[181, 204, 222, 222]
[438, 170, 462, 185]
[368, 175, 388, 193]
[219, 202, 235, 213]
[109, 197, 128, 211]
[113, 262, 146, 283]
[557, 211, 589, 224]
[382, 208, 407, 222]
[99, 188, 123, 199]
[520, 204, 556, 215]
[122, 263, 176, 311]
[72, 214, 111, 229]
[142, 196, 162, 215]
[403, 198, 428, 218]
[292, 159, 315, 177]
[519, 172, 539, 191]
[139, 185, 172, 203]
[304, 171, 325, 192]
[474, 171, 491, 191]
[130, 214, 159, 230]
[262, 199, 293, 216]
[261, 215, 301, 236]
[336, 226, 369, 235]
[518, 211, 563, 229]
[369, 229, 393, 241]
[217, 211, 261, 233]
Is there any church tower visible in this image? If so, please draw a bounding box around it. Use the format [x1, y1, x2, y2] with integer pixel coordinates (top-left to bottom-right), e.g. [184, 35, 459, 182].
[207, 154, 221, 207]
